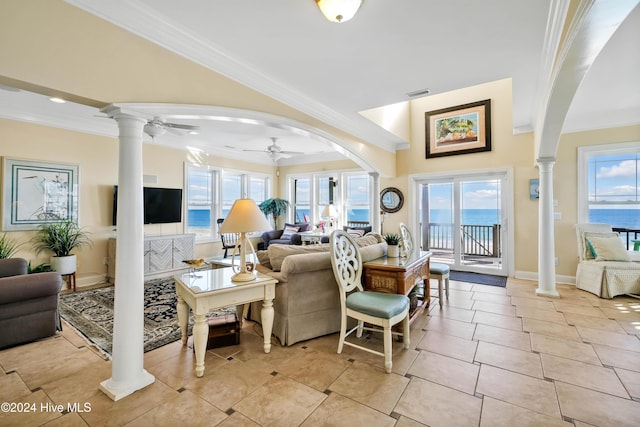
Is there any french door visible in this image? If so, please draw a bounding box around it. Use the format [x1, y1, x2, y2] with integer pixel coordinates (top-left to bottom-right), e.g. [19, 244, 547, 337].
[417, 172, 509, 276]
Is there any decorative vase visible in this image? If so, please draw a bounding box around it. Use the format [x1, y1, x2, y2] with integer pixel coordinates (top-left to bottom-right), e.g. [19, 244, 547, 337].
[51, 255, 76, 275]
[387, 245, 399, 258]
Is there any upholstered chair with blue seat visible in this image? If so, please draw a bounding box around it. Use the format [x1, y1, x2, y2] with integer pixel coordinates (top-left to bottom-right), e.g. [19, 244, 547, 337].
[330, 230, 410, 373]
[430, 263, 450, 308]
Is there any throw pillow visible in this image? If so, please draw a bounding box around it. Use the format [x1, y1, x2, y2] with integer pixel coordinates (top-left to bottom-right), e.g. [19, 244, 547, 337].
[281, 225, 300, 240]
[586, 235, 631, 262]
[356, 235, 379, 247]
[582, 231, 619, 260]
[346, 228, 365, 238]
[256, 250, 272, 270]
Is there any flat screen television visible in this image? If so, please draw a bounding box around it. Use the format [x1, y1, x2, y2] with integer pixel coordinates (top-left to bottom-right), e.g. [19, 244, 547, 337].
[112, 186, 183, 225]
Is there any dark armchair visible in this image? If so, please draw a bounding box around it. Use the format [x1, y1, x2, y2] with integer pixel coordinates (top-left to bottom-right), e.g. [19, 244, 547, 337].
[217, 218, 240, 258]
[0, 258, 63, 349]
[261, 222, 311, 248]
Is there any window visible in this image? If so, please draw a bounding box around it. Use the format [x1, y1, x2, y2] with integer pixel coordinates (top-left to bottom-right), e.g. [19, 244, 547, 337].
[344, 173, 370, 223]
[185, 163, 270, 240]
[578, 142, 640, 231]
[293, 178, 310, 223]
[249, 176, 268, 205]
[221, 173, 242, 218]
[288, 171, 369, 227]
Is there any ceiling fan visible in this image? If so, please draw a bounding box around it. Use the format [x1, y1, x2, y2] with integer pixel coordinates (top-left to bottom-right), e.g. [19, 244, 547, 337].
[243, 137, 304, 161]
[143, 117, 199, 140]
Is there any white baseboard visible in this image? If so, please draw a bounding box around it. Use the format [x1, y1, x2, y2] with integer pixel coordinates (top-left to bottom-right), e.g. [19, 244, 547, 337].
[514, 270, 576, 285]
[67, 273, 107, 290]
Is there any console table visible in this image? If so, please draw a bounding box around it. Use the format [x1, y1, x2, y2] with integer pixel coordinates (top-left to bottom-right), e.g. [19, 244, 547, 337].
[107, 233, 195, 283]
[363, 251, 432, 321]
[174, 267, 277, 377]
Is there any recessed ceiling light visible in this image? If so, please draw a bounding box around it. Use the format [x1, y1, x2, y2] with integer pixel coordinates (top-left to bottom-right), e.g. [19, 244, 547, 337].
[50, 97, 66, 103]
[406, 88, 431, 98]
[188, 131, 199, 135]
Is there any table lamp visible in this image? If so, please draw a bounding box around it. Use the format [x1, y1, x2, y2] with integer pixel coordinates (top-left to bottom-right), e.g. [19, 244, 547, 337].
[322, 204, 338, 232]
[219, 198, 272, 282]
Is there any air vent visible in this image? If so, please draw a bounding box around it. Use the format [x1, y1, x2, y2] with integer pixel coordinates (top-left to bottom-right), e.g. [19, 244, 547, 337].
[406, 88, 431, 98]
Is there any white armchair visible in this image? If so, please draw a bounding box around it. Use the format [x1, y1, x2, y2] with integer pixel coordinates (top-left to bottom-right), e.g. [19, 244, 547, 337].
[575, 223, 640, 298]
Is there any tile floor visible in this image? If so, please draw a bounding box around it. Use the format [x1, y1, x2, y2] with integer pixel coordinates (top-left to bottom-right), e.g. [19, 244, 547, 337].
[1, 278, 640, 426]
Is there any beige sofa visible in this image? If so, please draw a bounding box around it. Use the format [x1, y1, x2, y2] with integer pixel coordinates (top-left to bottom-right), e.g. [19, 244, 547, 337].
[250, 235, 387, 346]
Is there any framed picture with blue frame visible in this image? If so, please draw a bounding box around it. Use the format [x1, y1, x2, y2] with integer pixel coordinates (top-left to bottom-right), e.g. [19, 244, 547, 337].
[2, 157, 79, 231]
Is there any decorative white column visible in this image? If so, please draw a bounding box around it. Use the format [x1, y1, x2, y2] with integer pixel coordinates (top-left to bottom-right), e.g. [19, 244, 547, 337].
[536, 157, 560, 298]
[369, 172, 381, 234]
[99, 106, 155, 400]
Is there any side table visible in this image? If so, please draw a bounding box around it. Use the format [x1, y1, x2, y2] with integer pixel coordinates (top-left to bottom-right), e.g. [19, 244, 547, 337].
[62, 272, 76, 292]
[174, 267, 277, 377]
[363, 251, 432, 321]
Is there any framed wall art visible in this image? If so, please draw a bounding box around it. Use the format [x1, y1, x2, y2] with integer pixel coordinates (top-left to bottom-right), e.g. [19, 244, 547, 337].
[529, 178, 540, 200]
[2, 158, 79, 231]
[425, 99, 491, 159]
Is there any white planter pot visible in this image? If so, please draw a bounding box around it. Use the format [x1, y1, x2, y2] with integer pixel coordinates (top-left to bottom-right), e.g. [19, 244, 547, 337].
[51, 255, 76, 275]
[387, 245, 399, 258]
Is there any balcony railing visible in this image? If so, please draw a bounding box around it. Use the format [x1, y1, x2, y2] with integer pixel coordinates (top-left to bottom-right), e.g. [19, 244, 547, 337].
[613, 227, 640, 250]
[425, 223, 501, 257]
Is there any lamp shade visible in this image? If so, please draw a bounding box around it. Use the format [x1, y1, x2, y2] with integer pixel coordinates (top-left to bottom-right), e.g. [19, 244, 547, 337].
[219, 199, 271, 233]
[322, 204, 338, 217]
[316, 0, 362, 23]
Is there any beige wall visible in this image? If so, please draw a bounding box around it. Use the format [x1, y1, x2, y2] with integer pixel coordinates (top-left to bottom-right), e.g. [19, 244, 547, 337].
[383, 78, 539, 275]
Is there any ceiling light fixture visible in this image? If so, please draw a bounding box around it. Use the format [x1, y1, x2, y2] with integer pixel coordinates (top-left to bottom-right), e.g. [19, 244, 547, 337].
[50, 97, 66, 103]
[316, 0, 362, 23]
[143, 123, 166, 139]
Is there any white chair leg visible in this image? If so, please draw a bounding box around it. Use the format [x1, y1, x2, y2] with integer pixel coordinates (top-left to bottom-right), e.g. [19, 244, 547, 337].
[438, 277, 444, 307]
[337, 314, 347, 354]
[445, 275, 450, 298]
[356, 320, 364, 338]
[402, 314, 410, 349]
[383, 325, 393, 373]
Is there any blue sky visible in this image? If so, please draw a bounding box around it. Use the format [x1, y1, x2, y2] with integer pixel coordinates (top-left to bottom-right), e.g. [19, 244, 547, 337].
[589, 153, 639, 208]
[426, 179, 501, 210]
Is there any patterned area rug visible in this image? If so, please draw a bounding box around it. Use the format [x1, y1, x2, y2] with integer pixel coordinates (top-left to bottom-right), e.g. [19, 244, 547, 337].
[59, 278, 234, 357]
[450, 270, 508, 287]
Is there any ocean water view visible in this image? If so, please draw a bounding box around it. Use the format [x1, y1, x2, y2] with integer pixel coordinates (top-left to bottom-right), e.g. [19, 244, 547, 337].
[187, 208, 371, 229]
[188, 208, 639, 231]
[589, 209, 640, 229]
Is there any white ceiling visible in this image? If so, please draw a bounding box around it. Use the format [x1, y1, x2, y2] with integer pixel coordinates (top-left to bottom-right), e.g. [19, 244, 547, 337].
[1, 1, 638, 165]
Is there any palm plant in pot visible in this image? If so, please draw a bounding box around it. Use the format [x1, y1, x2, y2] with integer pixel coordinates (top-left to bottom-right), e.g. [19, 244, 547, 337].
[32, 220, 92, 274]
[258, 198, 290, 229]
[0, 233, 23, 259]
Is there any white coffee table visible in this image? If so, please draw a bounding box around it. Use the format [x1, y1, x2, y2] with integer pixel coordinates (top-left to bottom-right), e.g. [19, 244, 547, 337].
[174, 267, 277, 377]
[298, 231, 329, 245]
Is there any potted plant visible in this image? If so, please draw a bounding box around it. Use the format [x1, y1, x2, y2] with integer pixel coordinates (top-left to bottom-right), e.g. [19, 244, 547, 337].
[0, 233, 23, 259]
[258, 198, 290, 229]
[383, 233, 401, 257]
[32, 220, 92, 274]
